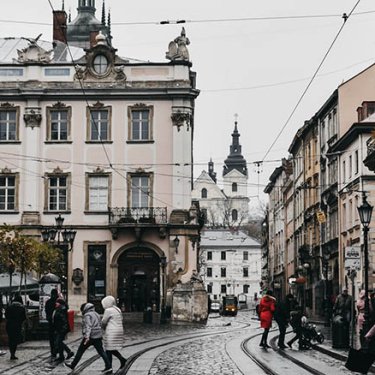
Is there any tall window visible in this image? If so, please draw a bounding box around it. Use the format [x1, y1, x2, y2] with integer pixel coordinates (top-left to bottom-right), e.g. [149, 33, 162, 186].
[89, 109, 110, 141]
[221, 268, 226, 277]
[48, 109, 70, 141]
[232, 182, 237, 192]
[201, 188, 207, 198]
[88, 175, 109, 211]
[0, 175, 16, 211]
[243, 251, 248, 261]
[221, 251, 226, 260]
[131, 176, 150, 208]
[232, 209, 238, 221]
[342, 160, 346, 183]
[349, 155, 352, 179]
[207, 251, 212, 260]
[207, 284, 212, 293]
[130, 109, 151, 141]
[0, 110, 17, 141]
[355, 150, 359, 174]
[221, 285, 227, 294]
[243, 267, 249, 277]
[243, 284, 249, 294]
[207, 267, 212, 277]
[47, 175, 68, 211]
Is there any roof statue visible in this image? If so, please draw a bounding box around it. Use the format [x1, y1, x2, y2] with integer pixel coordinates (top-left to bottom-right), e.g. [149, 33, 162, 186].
[166, 27, 190, 62]
[17, 34, 53, 63]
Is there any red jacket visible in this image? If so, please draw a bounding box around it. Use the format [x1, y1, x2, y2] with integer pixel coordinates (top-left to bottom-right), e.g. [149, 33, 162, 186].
[259, 295, 276, 329]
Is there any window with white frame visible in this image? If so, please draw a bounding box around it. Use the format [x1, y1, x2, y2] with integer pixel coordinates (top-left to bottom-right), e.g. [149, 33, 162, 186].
[130, 109, 151, 141]
[47, 175, 68, 211]
[48, 109, 70, 141]
[0, 110, 17, 141]
[88, 175, 109, 211]
[243, 251, 248, 261]
[131, 175, 150, 208]
[0, 175, 16, 211]
[89, 109, 110, 141]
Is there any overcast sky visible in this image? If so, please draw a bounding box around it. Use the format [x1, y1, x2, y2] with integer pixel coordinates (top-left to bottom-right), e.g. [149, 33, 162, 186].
[2, 0, 375, 213]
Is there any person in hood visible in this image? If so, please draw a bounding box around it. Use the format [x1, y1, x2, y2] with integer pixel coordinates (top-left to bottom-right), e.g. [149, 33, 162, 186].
[101, 296, 126, 370]
[65, 303, 111, 374]
[259, 290, 276, 348]
[52, 298, 74, 363]
[5, 294, 26, 360]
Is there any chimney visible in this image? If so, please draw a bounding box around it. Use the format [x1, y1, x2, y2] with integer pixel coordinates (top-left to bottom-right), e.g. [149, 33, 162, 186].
[53, 10, 67, 44]
[90, 31, 99, 48]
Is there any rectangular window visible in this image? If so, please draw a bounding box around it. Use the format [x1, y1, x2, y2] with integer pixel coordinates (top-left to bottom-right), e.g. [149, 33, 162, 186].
[131, 176, 149, 208]
[49, 110, 69, 141]
[243, 284, 249, 294]
[90, 109, 109, 141]
[207, 267, 212, 277]
[131, 109, 150, 140]
[207, 284, 212, 294]
[87, 244, 106, 311]
[221, 251, 226, 261]
[243, 251, 248, 261]
[349, 155, 352, 178]
[0, 69, 23, 76]
[221, 285, 227, 294]
[342, 160, 346, 183]
[44, 68, 70, 76]
[0, 110, 17, 141]
[355, 150, 359, 174]
[243, 267, 249, 277]
[89, 176, 109, 211]
[0, 175, 15, 211]
[48, 176, 67, 211]
[221, 268, 226, 277]
[207, 251, 212, 260]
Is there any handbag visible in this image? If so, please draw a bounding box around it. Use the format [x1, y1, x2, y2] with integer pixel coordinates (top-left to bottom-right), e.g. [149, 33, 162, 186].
[345, 347, 375, 374]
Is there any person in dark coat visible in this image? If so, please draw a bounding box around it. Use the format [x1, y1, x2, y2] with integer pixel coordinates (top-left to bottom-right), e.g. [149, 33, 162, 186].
[45, 288, 58, 358]
[5, 295, 26, 360]
[259, 290, 276, 348]
[52, 298, 74, 363]
[274, 294, 294, 349]
[287, 305, 303, 349]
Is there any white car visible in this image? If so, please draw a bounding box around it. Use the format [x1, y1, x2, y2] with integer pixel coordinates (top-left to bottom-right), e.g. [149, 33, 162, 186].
[210, 301, 220, 313]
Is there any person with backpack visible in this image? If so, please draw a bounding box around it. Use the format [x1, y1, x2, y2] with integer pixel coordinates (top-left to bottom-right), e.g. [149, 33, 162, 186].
[52, 298, 74, 363]
[64, 303, 111, 374]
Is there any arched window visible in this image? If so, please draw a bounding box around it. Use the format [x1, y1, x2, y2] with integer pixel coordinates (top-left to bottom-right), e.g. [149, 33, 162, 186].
[201, 188, 207, 198]
[232, 182, 238, 192]
[232, 209, 238, 221]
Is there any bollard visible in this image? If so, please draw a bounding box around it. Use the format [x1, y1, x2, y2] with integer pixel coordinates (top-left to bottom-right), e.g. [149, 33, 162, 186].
[67, 310, 74, 332]
[143, 307, 153, 324]
[332, 315, 349, 349]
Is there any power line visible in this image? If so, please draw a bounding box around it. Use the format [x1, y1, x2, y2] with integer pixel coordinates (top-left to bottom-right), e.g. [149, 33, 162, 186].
[261, 1, 362, 163]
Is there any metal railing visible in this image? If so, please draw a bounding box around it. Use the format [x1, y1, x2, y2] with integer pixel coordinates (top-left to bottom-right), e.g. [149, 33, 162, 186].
[109, 207, 168, 225]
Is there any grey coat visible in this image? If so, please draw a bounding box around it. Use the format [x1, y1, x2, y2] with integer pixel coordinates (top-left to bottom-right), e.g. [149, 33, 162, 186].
[82, 303, 102, 340]
[101, 296, 124, 350]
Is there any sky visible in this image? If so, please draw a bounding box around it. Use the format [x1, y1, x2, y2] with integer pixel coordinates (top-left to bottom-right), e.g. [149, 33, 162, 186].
[2, 0, 375, 214]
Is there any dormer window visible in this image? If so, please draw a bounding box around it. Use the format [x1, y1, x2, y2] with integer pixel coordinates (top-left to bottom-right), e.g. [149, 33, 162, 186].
[93, 55, 108, 75]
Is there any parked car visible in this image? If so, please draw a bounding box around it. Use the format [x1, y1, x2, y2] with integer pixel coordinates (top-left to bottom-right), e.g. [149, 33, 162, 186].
[210, 301, 220, 313]
[23, 292, 39, 309]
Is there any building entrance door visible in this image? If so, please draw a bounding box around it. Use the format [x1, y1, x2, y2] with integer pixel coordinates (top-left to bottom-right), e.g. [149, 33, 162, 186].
[117, 248, 160, 312]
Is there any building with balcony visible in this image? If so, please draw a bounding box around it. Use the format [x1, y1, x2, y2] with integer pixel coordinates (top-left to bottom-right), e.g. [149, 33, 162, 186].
[0, 1, 204, 321]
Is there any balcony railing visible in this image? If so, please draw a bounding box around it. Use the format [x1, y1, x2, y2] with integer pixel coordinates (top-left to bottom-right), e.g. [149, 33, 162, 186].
[109, 207, 167, 225]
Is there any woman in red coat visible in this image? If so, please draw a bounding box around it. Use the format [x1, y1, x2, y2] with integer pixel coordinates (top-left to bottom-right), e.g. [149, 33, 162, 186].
[259, 290, 276, 348]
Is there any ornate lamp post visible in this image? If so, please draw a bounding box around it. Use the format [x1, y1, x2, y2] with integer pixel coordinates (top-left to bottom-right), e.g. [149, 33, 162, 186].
[357, 193, 373, 345]
[160, 256, 167, 324]
[41, 213, 76, 302]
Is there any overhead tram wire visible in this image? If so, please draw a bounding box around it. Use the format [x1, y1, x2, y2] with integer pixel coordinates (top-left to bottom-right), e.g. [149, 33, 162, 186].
[261, 0, 362, 164]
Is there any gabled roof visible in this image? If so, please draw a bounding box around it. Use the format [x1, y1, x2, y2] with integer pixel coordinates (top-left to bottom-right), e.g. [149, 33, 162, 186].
[200, 229, 260, 248]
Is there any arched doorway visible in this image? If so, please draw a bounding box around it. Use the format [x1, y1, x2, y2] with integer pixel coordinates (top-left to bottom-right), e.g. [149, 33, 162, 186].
[117, 247, 160, 312]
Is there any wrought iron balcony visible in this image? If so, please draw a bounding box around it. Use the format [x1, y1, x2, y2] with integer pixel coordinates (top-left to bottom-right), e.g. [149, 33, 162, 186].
[109, 207, 168, 225]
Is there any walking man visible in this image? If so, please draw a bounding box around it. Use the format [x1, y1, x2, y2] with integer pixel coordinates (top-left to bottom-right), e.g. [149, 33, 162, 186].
[45, 288, 58, 358]
[65, 303, 111, 374]
[274, 294, 294, 349]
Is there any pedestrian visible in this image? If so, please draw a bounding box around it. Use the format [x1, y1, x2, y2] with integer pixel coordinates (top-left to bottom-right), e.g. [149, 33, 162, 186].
[52, 298, 74, 363]
[45, 288, 58, 358]
[274, 294, 294, 349]
[64, 303, 112, 374]
[333, 287, 352, 324]
[357, 290, 367, 332]
[5, 294, 26, 360]
[101, 296, 127, 370]
[258, 290, 276, 348]
[287, 305, 303, 349]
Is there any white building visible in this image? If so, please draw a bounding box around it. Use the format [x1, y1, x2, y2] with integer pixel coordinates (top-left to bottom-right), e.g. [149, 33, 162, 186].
[199, 229, 261, 306]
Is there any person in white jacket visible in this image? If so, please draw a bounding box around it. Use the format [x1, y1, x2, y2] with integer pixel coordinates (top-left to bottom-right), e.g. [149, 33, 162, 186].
[101, 296, 126, 370]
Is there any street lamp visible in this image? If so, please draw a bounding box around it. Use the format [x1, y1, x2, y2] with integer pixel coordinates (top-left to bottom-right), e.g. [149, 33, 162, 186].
[41, 214, 76, 302]
[160, 256, 167, 324]
[357, 193, 373, 345]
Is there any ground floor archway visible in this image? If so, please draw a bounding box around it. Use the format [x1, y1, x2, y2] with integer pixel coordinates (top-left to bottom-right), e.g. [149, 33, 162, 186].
[117, 247, 161, 312]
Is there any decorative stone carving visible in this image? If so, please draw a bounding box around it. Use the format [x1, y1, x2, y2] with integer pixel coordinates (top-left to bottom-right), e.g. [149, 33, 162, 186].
[17, 34, 53, 63]
[1, 102, 15, 108]
[24, 107, 42, 129]
[171, 111, 191, 131]
[91, 101, 105, 108]
[1, 167, 12, 174]
[75, 65, 87, 80]
[52, 166, 64, 174]
[52, 101, 67, 108]
[166, 27, 190, 62]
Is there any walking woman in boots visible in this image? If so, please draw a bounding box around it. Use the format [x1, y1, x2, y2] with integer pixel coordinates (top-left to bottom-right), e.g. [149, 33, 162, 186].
[259, 290, 276, 348]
